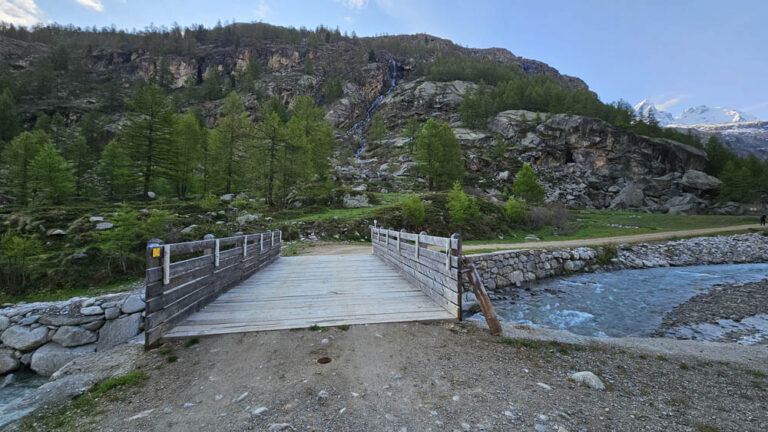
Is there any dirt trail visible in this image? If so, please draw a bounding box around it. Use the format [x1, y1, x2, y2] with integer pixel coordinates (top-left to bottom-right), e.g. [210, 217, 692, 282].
[16, 322, 768, 432]
[462, 224, 762, 252]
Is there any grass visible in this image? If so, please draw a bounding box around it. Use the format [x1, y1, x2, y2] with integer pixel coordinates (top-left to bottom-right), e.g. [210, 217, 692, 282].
[336, 324, 351, 331]
[184, 337, 200, 347]
[493, 336, 580, 354]
[273, 192, 410, 223]
[308, 324, 329, 332]
[464, 209, 757, 246]
[694, 424, 719, 432]
[20, 371, 148, 431]
[0, 277, 143, 304]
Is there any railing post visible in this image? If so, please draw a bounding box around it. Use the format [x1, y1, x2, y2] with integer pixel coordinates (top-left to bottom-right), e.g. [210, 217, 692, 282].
[453, 233, 462, 321]
[260, 232, 264, 252]
[271, 230, 275, 246]
[203, 233, 215, 270]
[214, 239, 220, 267]
[398, 229, 403, 254]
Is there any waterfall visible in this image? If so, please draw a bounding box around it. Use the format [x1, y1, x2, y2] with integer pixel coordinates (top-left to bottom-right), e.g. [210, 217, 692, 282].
[349, 58, 398, 160]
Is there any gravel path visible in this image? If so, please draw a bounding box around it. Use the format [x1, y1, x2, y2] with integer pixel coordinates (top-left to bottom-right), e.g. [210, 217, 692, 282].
[15, 322, 768, 432]
[462, 224, 761, 251]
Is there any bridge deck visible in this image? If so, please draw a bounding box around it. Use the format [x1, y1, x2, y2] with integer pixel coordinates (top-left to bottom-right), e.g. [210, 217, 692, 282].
[163, 254, 455, 338]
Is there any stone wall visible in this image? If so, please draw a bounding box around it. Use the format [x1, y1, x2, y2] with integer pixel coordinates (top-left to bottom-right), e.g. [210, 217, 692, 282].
[0, 290, 145, 377]
[466, 233, 768, 292]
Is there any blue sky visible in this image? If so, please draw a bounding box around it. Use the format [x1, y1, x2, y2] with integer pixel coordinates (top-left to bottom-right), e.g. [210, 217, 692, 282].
[3, 0, 767, 118]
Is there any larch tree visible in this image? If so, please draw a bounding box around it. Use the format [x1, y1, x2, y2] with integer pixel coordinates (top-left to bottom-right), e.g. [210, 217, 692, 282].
[401, 117, 421, 154]
[29, 141, 75, 204]
[512, 163, 546, 204]
[368, 112, 386, 147]
[121, 83, 174, 199]
[211, 92, 252, 194]
[1, 130, 49, 204]
[256, 111, 287, 207]
[168, 113, 204, 198]
[413, 119, 464, 190]
[0, 88, 21, 145]
[99, 140, 137, 199]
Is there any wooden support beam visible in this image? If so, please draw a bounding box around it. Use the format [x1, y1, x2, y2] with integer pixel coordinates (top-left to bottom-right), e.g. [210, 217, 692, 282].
[462, 258, 502, 336]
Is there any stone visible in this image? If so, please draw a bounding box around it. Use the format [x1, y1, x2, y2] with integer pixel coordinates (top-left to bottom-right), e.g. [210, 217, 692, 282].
[121, 295, 145, 314]
[30, 343, 96, 376]
[252, 406, 268, 415]
[95, 222, 114, 230]
[664, 193, 707, 215]
[0, 316, 9, 331]
[19, 353, 32, 365]
[267, 424, 292, 431]
[52, 326, 98, 347]
[233, 392, 249, 402]
[39, 314, 102, 326]
[524, 234, 540, 241]
[1, 325, 49, 350]
[82, 319, 105, 331]
[1, 373, 15, 387]
[569, 371, 605, 390]
[680, 169, 722, 191]
[19, 315, 39, 325]
[97, 313, 142, 351]
[536, 382, 552, 391]
[127, 409, 155, 421]
[181, 224, 198, 234]
[47, 229, 66, 236]
[610, 183, 645, 209]
[80, 306, 103, 316]
[220, 193, 234, 201]
[236, 214, 260, 225]
[317, 390, 329, 399]
[0, 349, 20, 374]
[342, 193, 371, 208]
[103, 306, 120, 320]
[146, 191, 156, 199]
[89, 216, 104, 222]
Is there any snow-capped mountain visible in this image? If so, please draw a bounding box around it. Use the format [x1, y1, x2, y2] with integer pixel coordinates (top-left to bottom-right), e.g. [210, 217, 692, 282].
[633, 100, 757, 126]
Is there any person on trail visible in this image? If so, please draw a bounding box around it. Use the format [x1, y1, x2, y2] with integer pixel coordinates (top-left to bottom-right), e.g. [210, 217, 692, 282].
[761, 215, 766, 226]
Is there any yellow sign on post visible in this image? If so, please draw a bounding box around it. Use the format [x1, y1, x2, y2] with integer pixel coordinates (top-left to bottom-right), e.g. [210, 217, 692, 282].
[152, 247, 162, 258]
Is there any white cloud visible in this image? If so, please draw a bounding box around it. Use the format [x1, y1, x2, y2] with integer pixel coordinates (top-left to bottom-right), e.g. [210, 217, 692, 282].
[75, 0, 104, 11]
[335, 0, 367, 9]
[253, 1, 270, 20]
[656, 97, 681, 111]
[0, 0, 43, 26]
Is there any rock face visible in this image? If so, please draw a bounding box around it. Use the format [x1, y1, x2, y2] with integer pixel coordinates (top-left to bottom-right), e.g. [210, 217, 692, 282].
[30, 343, 96, 376]
[1, 326, 49, 351]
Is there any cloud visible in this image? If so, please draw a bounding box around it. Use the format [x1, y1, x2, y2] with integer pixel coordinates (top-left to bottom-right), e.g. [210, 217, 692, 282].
[335, 0, 367, 9]
[655, 97, 681, 111]
[75, 0, 104, 11]
[253, 1, 270, 19]
[0, 0, 43, 26]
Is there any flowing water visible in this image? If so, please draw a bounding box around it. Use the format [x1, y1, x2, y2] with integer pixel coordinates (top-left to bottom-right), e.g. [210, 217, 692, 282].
[0, 371, 48, 426]
[350, 58, 398, 159]
[487, 263, 768, 343]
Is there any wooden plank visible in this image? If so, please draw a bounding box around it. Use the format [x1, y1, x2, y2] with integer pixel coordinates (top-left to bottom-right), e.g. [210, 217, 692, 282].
[374, 241, 459, 280]
[146, 262, 214, 297]
[376, 252, 459, 308]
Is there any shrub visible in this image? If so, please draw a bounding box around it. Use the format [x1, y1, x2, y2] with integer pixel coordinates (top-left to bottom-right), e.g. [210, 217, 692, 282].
[401, 194, 425, 228]
[199, 193, 219, 211]
[512, 163, 546, 204]
[527, 204, 573, 233]
[504, 197, 528, 225]
[446, 182, 479, 227]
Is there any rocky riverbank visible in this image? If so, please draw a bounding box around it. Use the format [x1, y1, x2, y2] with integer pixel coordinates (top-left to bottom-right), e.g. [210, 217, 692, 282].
[655, 279, 768, 345]
[0, 289, 145, 379]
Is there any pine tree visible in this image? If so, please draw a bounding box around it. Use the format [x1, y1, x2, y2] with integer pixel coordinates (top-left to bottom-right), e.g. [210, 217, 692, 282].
[211, 92, 252, 194]
[99, 140, 137, 199]
[0, 88, 21, 145]
[368, 113, 386, 147]
[512, 163, 546, 204]
[413, 119, 464, 190]
[121, 84, 174, 199]
[29, 141, 75, 204]
[1, 131, 49, 204]
[168, 113, 204, 198]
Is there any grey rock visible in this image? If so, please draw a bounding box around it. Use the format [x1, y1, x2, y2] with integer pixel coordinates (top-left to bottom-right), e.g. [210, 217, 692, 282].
[220, 193, 234, 201]
[121, 295, 145, 314]
[95, 222, 114, 230]
[146, 191, 156, 199]
[52, 326, 98, 347]
[681, 169, 722, 191]
[104, 307, 120, 320]
[236, 214, 260, 225]
[19, 353, 32, 365]
[88, 216, 104, 222]
[610, 183, 645, 209]
[664, 193, 707, 215]
[31, 343, 96, 376]
[342, 193, 371, 208]
[181, 224, 198, 234]
[47, 229, 66, 236]
[39, 314, 102, 326]
[1, 325, 49, 350]
[19, 315, 39, 325]
[0, 316, 9, 332]
[97, 313, 142, 351]
[80, 306, 103, 316]
[0, 349, 19, 374]
[1, 373, 15, 388]
[569, 371, 605, 390]
[82, 319, 105, 331]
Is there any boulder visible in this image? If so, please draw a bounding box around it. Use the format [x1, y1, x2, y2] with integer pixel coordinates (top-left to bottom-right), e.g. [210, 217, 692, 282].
[88, 216, 104, 222]
[342, 193, 372, 208]
[180, 224, 198, 234]
[46, 229, 66, 236]
[0, 316, 9, 332]
[664, 193, 707, 215]
[80, 306, 103, 316]
[681, 169, 722, 191]
[30, 343, 96, 376]
[97, 313, 142, 351]
[121, 295, 145, 314]
[0, 349, 19, 375]
[236, 214, 260, 225]
[569, 371, 606, 390]
[1, 325, 49, 350]
[95, 222, 114, 230]
[104, 307, 120, 320]
[51, 326, 98, 347]
[610, 183, 645, 209]
[39, 314, 102, 326]
[220, 193, 234, 201]
[146, 191, 156, 199]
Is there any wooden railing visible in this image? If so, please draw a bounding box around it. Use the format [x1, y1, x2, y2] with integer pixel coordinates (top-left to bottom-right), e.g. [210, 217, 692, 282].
[144, 230, 281, 347]
[371, 227, 462, 319]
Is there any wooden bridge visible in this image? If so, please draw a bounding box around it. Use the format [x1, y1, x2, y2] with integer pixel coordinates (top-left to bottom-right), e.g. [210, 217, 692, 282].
[144, 228, 499, 346]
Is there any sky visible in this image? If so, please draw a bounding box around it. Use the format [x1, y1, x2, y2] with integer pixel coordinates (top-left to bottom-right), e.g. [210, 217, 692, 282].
[2, 0, 767, 119]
